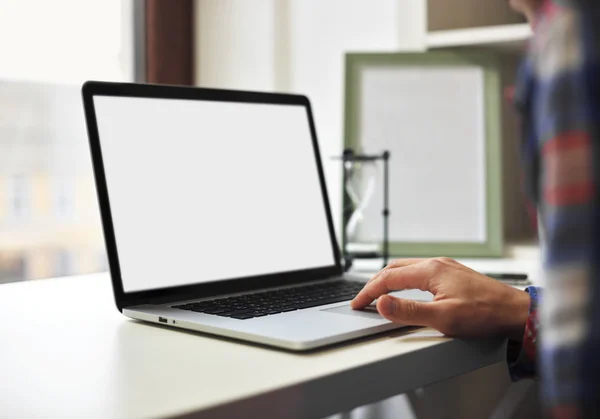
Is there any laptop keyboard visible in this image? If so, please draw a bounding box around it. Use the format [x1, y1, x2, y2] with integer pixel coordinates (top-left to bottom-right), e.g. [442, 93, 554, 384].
[172, 280, 365, 320]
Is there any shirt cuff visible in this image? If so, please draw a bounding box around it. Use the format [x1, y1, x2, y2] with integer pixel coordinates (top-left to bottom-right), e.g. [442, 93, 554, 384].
[507, 286, 541, 381]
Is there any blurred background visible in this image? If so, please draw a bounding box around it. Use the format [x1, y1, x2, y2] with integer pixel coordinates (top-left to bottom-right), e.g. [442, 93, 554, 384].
[0, 0, 533, 285]
[0, 1, 136, 283]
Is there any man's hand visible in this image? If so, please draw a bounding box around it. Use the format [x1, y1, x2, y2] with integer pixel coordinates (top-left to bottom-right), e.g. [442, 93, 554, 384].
[351, 257, 531, 341]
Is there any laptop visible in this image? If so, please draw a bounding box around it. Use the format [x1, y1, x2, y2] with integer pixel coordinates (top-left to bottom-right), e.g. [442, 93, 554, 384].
[81, 81, 432, 351]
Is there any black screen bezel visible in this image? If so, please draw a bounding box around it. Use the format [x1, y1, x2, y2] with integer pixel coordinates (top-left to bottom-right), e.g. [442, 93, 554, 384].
[81, 81, 343, 311]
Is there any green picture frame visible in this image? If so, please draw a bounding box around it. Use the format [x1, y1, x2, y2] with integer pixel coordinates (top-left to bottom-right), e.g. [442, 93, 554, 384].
[343, 51, 503, 258]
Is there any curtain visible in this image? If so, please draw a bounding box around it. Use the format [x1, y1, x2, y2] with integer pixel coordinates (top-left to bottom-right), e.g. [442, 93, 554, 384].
[145, 0, 194, 85]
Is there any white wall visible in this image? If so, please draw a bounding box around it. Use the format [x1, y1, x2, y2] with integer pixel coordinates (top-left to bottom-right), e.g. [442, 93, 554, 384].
[195, 0, 426, 233]
[286, 0, 426, 232]
[196, 0, 278, 91]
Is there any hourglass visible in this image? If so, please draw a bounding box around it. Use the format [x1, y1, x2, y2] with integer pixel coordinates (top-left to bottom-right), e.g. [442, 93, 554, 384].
[338, 149, 390, 272]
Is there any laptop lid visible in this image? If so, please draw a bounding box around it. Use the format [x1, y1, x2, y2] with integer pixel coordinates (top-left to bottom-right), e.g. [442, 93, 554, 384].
[82, 82, 342, 311]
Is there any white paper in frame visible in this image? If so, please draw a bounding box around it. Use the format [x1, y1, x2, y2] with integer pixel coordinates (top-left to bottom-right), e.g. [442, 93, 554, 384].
[344, 52, 503, 257]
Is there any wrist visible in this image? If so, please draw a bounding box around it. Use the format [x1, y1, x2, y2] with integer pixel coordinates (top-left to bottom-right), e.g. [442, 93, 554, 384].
[506, 289, 531, 342]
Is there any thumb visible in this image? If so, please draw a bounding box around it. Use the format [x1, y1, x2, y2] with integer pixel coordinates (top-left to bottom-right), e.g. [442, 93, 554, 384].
[376, 295, 436, 326]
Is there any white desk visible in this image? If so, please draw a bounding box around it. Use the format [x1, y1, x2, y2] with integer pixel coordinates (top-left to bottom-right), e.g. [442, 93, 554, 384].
[0, 268, 529, 419]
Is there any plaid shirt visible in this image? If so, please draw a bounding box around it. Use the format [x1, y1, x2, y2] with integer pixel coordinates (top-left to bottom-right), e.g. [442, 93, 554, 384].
[509, 1, 600, 417]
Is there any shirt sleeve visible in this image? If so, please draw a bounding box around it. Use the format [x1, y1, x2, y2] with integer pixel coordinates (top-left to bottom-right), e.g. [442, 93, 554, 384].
[530, 2, 600, 417]
[508, 286, 541, 381]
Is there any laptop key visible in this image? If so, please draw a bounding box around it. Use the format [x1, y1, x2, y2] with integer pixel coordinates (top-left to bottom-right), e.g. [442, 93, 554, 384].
[262, 309, 281, 315]
[231, 313, 254, 320]
[203, 307, 230, 314]
[224, 309, 254, 317]
[292, 296, 351, 310]
[191, 307, 215, 313]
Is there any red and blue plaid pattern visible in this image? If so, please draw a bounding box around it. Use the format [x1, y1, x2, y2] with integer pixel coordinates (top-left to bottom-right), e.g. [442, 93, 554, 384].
[510, 1, 600, 417]
[509, 286, 540, 381]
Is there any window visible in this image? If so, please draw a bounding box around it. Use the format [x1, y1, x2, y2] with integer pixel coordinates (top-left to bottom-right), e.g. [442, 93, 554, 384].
[7, 176, 30, 221]
[98, 253, 110, 274]
[54, 249, 74, 278]
[0, 0, 137, 283]
[53, 176, 75, 221]
[0, 253, 26, 284]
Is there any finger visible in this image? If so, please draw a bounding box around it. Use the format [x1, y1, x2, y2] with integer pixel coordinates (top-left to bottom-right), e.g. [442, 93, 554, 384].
[351, 264, 433, 309]
[365, 258, 425, 285]
[384, 258, 425, 269]
[376, 295, 438, 326]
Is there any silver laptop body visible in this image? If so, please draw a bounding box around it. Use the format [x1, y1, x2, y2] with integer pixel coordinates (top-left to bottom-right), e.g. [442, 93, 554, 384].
[82, 81, 431, 351]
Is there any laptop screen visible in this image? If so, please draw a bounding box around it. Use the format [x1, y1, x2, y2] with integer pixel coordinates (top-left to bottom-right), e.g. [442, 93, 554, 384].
[93, 95, 337, 293]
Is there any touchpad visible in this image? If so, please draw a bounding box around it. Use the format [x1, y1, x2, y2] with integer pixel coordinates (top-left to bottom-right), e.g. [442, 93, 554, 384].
[321, 290, 433, 320]
[322, 304, 386, 320]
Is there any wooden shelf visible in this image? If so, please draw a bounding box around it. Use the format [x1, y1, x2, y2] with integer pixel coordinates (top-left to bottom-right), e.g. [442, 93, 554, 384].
[427, 23, 532, 50]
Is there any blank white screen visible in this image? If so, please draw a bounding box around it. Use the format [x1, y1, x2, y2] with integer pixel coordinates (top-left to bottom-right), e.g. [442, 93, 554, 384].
[93, 96, 336, 292]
